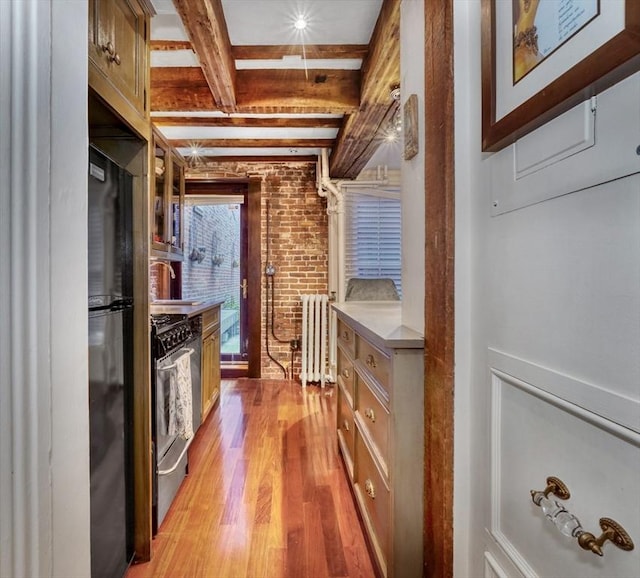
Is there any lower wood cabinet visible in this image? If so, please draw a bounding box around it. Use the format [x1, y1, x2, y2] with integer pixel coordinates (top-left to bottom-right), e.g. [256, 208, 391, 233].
[335, 306, 424, 578]
[201, 305, 220, 422]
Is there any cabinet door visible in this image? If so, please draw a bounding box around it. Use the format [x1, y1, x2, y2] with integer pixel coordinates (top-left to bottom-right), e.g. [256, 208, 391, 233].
[152, 139, 168, 249]
[89, 0, 147, 115]
[202, 332, 213, 420]
[169, 157, 184, 255]
[211, 331, 220, 401]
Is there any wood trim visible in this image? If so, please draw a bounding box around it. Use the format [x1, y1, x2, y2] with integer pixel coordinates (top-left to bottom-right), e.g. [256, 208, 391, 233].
[172, 0, 237, 111]
[247, 178, 262, 377]
[231, 44, 369, 60]
[424, 0, 454, 577]
[153, 116, 343, 128]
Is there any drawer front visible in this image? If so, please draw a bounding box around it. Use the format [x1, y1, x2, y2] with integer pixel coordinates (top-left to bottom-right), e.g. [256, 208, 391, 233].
[357, 378, 389, 474]
[337, 346, 355, 404]
[355, 430, 390, 572]
[337, 385, 355, 476]
[337, 318, 355, 355]
[358, 338, 390, 396]
[202, 306, 220, 334]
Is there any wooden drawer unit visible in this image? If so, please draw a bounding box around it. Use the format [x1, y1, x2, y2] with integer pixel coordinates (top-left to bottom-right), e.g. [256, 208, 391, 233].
[337, 318, 355, 356]
[202, 306, 220, 334]
[356, 376, 390, 476]
[333, 305, 424, 578]
[337, 346, 355, 404]
[357, 338, 390, 399]
[355, 428, 390, 576]
[337, 383, 355, 479]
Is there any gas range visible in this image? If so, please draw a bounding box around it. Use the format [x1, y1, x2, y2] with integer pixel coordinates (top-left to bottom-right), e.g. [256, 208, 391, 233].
[150, 314, 193, 358]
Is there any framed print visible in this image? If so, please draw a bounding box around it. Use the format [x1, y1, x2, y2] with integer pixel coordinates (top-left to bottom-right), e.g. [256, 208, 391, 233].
[404, 94, 419, 160]
[482, 0, 640, 152]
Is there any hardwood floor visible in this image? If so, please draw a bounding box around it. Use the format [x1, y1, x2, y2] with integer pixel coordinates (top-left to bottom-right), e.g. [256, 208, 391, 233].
[127, 379, 376, 578]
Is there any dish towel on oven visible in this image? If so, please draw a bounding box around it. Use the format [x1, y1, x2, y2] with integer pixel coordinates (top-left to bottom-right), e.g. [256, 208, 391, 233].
[168, 350, 194, 440]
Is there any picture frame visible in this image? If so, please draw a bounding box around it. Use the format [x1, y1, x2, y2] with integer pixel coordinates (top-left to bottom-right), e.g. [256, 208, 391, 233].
[403, 93, 419, 160]
[481, 0, 640, 152]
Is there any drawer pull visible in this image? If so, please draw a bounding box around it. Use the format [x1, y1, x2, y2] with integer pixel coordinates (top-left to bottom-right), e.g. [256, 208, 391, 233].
[342, 368, 350, 379]
[531, 476, 635, 556]
[364, 408, 376, 423]
[343, 420, 350, 432]
[365, 354, 377, 369]
[365, 478, 376, 499]
[101, 42, 121, 65]
[101, 41, 115, 56]
[342, 330, 350, 341]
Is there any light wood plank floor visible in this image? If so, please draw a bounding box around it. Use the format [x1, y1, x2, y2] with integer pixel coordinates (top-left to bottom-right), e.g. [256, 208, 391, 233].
[127, 379, 376, 578]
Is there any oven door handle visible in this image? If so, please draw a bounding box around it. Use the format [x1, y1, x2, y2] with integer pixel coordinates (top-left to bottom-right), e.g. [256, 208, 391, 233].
[157, 348, 195, 371]
[157, 436, 194, 476]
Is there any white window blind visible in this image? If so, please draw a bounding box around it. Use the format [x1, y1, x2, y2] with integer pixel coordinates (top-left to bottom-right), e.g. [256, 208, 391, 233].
[344, 191, 402, 297]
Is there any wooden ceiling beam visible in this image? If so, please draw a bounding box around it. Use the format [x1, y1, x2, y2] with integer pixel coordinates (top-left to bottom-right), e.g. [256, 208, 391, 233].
[330, 0, 401, 178]
[235, 69, 360, 112]
[151, 67, 360, 113]
[231, 44, 368, 60]
[153, 116, 342, 128]
[169, 138, 335, 148]
[150, 40, 193, 51]
[172, 0, 237, 112]
[187, 155, 317, 164]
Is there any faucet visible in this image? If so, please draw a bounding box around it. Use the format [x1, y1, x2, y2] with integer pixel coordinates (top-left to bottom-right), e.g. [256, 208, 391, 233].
[150, 260, 176, 279]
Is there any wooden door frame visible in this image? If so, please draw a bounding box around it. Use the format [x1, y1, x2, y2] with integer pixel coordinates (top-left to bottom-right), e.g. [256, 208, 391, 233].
[184, 179, 261, 377]
[246, 177, 262, 377]
[423, 1, 455, 577]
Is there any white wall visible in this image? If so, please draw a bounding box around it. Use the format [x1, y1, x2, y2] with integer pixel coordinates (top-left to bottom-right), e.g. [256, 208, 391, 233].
[0, 2, 90, 576]
[400, 0, 425, 333]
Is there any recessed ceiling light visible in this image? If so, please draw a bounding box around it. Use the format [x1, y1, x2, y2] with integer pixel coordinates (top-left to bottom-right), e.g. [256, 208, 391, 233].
[294, 16, 307, 30]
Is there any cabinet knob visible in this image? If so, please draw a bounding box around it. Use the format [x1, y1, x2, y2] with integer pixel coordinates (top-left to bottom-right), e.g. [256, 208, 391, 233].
[365, 354, 377, 369]
[342, 368, 350, 379]
[101, 41, 115, 56]
[111, 52, 121, 66]
[364, 408, 376, 423]
[365, 478, 376, 499]
[342, 420, 350, 432]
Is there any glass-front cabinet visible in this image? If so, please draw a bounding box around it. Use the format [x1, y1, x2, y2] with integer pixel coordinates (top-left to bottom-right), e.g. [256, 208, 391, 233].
[151, 128, 184, 258]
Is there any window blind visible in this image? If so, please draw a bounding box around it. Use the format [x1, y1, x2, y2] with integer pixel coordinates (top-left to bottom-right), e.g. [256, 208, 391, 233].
[344, 191, 402, 297]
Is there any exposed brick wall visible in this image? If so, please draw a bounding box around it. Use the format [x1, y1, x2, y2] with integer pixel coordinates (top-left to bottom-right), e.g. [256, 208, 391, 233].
[187, 160, 328, 379]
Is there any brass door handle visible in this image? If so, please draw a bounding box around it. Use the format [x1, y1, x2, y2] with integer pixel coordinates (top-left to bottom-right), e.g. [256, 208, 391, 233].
[365, 354, 377, 368]
[364, 408, 376, 423]
[531, 476, 635, 556]
[240, 278, 247, 299]
[342, 368, 350, 379]
[365, 479, 375, 499]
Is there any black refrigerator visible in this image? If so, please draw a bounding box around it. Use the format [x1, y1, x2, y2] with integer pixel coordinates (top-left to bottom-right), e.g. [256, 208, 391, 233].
[88, 146, 135, 578]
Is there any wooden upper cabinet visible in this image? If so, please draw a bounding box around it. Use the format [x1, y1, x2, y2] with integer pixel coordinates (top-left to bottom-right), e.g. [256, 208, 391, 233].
[89, 0, 152, 138]
[151, 128, 185, 258]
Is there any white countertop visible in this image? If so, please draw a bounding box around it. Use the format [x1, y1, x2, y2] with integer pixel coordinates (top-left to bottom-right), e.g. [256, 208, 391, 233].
[332, 301, 424, 349]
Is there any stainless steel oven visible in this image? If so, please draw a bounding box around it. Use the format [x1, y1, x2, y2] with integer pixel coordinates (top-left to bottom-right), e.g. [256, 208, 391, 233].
[150, 314, 201, 533]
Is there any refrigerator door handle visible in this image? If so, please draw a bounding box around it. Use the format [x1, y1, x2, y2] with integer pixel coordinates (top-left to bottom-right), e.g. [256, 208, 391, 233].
[88, 298, 133, 313]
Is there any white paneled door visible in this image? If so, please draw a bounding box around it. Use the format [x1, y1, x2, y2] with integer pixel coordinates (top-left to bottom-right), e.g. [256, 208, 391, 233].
[473, 73, 640, 577]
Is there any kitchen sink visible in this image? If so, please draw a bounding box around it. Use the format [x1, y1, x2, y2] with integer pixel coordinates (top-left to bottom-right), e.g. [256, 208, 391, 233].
[152, 299, 203, 306]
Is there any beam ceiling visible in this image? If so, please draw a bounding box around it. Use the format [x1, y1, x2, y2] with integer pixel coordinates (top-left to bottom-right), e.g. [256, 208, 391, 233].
[150, 0, 400, 177]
